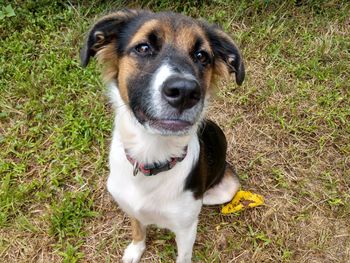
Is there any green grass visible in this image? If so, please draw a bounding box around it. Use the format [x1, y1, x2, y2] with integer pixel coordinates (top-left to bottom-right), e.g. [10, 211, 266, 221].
[1, 0, 349, 262]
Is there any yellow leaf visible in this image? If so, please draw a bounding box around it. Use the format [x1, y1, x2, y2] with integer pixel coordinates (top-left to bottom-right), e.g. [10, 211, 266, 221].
[221, 190, 264, 214]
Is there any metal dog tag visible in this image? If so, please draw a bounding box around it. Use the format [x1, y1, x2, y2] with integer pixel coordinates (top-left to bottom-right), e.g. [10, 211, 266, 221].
[133, 162, 139, 176]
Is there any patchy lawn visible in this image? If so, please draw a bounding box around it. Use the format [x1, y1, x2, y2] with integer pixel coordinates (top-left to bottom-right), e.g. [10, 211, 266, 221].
[0, 0, 349, 262]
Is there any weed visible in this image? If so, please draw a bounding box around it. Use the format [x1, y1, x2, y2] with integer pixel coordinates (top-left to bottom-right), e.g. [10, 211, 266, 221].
[0, 4, 15, 20]
[50, 190, 97, 240]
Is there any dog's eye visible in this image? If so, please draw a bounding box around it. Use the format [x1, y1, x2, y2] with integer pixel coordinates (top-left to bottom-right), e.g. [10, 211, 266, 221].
[194, 51, 209, 65]
[135, 43, 152, 55]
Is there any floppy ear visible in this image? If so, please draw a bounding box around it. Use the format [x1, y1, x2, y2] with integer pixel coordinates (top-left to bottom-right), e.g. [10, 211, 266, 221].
[205, 25, 245, 85]
[80, 9, 145, 67]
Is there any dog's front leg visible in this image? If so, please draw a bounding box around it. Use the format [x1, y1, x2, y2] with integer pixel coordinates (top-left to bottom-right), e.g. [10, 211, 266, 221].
[122, 218, 146, 263]
[174, 220, 198, 263]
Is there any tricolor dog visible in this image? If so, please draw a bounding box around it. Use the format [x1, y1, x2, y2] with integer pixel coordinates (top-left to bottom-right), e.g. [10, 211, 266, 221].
[81, 9, 245, 263]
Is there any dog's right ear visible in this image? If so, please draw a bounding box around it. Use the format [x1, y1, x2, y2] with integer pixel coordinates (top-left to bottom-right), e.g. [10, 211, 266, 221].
[80, 9, 145, 67]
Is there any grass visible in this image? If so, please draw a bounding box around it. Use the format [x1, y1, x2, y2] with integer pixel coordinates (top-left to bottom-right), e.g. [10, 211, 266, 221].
[0, 0, 349, 262]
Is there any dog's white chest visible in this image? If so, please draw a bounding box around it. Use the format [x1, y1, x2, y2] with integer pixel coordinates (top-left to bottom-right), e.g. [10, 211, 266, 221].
[107, 131, 202, 229]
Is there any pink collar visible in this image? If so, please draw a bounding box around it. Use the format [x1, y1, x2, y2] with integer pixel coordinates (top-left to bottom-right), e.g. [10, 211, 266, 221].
[125, 147, 188, 176]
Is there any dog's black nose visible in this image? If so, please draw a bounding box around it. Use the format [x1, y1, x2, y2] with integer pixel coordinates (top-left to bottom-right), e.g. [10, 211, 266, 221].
[162, 78, 201, 111]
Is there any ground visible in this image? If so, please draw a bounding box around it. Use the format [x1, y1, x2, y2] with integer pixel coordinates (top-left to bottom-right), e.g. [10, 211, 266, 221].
[0, 0, 349, 262]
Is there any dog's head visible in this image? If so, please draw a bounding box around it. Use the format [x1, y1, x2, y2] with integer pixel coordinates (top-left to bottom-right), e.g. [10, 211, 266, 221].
[81, 9, 244, 135]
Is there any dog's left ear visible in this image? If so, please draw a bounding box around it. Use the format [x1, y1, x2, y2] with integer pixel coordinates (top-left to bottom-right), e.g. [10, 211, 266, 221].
[205, 25, 245, 85]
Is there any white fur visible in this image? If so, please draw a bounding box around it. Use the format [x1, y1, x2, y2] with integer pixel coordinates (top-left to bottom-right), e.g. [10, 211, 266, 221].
[175, 220, 198, 263]
[122, 240, 146, 263]
[151, 63, 174, 115]
[203, 172, 240, 205]
[107, 83, 202, 262]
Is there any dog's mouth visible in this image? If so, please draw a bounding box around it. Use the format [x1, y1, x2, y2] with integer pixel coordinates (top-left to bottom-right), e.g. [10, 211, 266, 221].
[134, 109, 193, 133]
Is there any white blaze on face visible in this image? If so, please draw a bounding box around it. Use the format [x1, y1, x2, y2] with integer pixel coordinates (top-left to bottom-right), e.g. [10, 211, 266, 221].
[151, 63, 175, 113]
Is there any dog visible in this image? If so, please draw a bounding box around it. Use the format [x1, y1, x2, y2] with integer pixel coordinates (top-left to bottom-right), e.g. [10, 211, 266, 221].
[81, 9, 245, 263]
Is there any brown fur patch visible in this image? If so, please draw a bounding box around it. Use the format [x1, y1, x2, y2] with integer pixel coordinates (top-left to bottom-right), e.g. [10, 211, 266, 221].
[96, 42, 119, 83]
[212, 60, 230, 83]
[204, 67, 214, 91]
[131, 218, 146, 243]
[128, 19, 171, 48]
[175, 25, 211, 54]
[175, 26, 200, 52]
[116, 56, 138, 103]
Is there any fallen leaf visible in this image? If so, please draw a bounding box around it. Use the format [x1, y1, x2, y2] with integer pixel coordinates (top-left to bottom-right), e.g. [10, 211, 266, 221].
[221, 190, 264, 214]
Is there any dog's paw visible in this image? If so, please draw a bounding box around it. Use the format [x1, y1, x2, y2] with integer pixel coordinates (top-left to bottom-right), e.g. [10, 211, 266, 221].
[122, 241, 146, 263]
